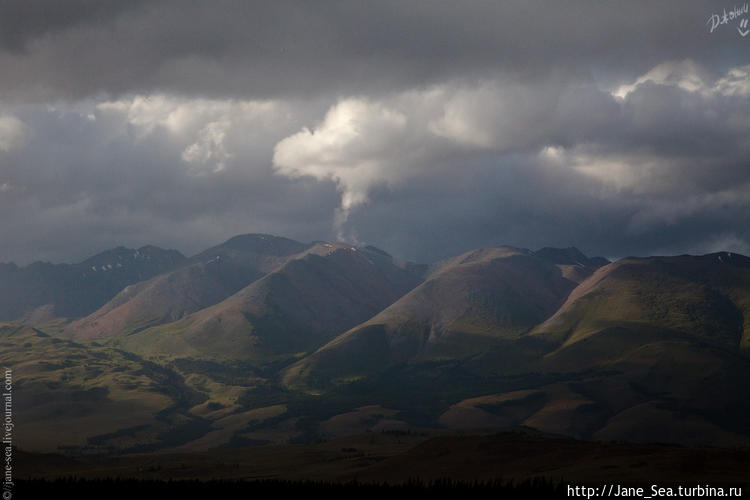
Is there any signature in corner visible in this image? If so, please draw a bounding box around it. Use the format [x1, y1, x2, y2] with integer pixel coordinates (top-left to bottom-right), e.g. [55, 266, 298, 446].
[707, 3, 749, 35]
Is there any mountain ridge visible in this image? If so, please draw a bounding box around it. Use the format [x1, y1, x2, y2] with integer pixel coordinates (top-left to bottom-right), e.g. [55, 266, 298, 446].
[5, 233, 749, 454]
[68, 234, 314, 340]
[0, 245, 186, 322]
[282, 245, 608, 388]
[112, 241, 424, 363]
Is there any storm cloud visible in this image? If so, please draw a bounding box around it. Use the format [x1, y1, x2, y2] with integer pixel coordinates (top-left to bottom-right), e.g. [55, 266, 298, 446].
[0, 1, 748, 264]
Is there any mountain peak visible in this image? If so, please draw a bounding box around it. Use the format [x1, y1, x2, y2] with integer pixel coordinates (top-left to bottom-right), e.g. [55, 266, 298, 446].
[80, 245, 186, 267]
[210, 233, 307, 256]
[534, 247, 589, 265]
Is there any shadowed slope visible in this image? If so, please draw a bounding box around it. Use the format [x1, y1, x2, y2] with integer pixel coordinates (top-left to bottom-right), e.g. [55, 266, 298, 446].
[69, 234, 311, 340]
[283, 247, 606, 389]
[440, 252, 750, 446]
[0, 246, 185, 322]
[115, 243, 422, 362]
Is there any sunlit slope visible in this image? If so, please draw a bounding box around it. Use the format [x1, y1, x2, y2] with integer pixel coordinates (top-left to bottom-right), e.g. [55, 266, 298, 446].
[283, 247, 606, 388]
[68, 234, 311, 340]
[116, 243, 422, 362]
[437, 252, 750, 445]
[531, 252, 750, 350]
[0, 324, 204, 454]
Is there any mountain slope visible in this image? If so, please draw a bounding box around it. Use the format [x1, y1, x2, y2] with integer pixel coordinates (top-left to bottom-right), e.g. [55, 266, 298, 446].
[0, 246, 185, 322]
[282, 247, 606, 388]
[114, 243, 423, 363]
[531, 252, 750, 350]
[69, 234, 311, 340]
[438, 252, 750, 445]
[280, 250, 750, 447]
[10, 237, 750, 451]
[440, 329, 750, 446]
[0, 324, 205, 454]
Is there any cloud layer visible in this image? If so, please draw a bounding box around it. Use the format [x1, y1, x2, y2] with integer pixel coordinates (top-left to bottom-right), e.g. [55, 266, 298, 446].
[0, 1, 748, 264]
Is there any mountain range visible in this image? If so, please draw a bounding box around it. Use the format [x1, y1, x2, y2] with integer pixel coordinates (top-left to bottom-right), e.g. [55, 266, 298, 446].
[0, 245, 185, 322]
[3, 233, 750, 455]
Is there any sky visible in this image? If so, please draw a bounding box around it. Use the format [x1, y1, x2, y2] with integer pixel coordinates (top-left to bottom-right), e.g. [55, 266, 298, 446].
[0, 0, 749, 264]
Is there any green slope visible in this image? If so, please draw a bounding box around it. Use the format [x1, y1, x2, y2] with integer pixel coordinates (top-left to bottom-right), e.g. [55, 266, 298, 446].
[9, 243, 750, 453]
[439, 252, 750, 446]
[114, 243, 422, 363]
[0, 324, 205, 454]
[282, 247, 605, 389]
[531, 253, 750, 350]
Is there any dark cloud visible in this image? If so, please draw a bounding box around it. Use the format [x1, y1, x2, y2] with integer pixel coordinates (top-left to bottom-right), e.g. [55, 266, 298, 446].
[0, 97, 339, 263]
[0, 0, 744, 101]
[0, 0, 148, 52]
[0, 1, 748, 264]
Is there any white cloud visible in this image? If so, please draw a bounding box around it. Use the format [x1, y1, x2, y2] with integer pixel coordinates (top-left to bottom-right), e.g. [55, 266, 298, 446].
[427, 82, 558, 151]
[96, 95, 280, 135]
[96, 95, 286, 174]
[714, 65, 750, 97]
[181, 120, 232, 174]
[272, 62, 750, 241]
[428, 86, 499, 148]
[2, 56, 747, 262]
[0, 114, 29, 152]
[612, 59, 709, 99]
[273, 98, 415, 234]
[532, 62, 750, 198]
[540, 146, 682, 194]
[612, 59, 750, 99]
[271, 82, 572, 238]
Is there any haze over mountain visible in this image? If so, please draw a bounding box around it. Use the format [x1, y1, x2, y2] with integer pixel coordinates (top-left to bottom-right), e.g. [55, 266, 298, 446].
[0, 246, 185, 322]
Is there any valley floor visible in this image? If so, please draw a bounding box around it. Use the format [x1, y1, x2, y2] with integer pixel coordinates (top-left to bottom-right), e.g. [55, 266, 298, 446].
[16, 429, 750, 488]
